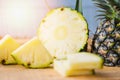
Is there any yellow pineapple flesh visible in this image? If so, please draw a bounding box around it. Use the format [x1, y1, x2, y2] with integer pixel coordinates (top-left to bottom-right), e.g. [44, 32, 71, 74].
[12, 37, 53, 68]
[38, 8, 88, 59]
[0, 35, 20, 64]
[54, 60, 94, 76]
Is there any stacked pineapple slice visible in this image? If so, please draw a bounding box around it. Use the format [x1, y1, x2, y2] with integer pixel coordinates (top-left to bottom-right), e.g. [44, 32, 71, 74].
[54, 52, 103, 76]
[54, 60, 94, 76]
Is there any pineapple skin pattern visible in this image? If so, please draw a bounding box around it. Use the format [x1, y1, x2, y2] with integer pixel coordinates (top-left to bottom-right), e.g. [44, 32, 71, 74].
[38, 8, 88, 59]
[92, 0, 120, 66]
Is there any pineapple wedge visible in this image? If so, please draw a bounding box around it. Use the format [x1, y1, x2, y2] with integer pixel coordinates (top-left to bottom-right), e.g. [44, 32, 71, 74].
[0, 35, 20, 64]
[54, 60, 94, 76]
[38, 8, 88, 59]
[66, 52, 104, 70]
[11, 37, 53, 68]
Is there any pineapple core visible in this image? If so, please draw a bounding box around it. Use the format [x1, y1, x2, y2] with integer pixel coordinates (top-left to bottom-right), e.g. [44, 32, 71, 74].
[54, 26, 68, 40]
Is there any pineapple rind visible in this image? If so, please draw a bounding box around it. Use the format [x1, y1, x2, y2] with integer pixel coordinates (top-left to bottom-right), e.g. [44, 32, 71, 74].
[12, 37, 53, 68]
[92, 0, 120, 66]
[38, 8, 88, 59]
[0, 35, 20, 64]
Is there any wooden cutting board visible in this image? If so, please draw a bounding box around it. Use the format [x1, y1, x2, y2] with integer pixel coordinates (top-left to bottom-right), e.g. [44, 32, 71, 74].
[0, 64, 120, 80]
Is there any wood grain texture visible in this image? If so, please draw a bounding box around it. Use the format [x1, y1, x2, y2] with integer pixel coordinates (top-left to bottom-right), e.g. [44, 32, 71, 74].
[0, 64, 120, 80]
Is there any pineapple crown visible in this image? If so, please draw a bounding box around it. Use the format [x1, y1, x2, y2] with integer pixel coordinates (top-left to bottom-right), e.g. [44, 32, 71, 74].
[93, 0, 120, 23]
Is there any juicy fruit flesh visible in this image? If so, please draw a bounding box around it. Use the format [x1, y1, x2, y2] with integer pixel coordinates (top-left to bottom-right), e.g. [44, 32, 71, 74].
[0, 35, 20, 64]
[54, 26, 67, 40]
[66, 52, 103, 69]
[54, 60, 94, 76]
[53, 52, 103, 76]
[12, 37, 53, 68]
[38, 8, 88, 59]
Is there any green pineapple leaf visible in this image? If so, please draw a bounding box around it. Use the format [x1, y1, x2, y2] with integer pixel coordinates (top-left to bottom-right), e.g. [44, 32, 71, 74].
[75, 0, 83, 14]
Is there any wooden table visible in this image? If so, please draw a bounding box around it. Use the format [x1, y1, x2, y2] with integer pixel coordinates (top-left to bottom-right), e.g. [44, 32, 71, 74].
[0, 64, 120, 80]
[0, 38, 120, 80]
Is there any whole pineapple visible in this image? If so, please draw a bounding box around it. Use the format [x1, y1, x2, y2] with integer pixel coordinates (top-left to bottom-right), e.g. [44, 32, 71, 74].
[92, 0, 120, 66]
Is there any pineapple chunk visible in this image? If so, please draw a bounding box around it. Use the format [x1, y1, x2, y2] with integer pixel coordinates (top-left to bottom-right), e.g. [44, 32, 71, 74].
[54, 52, 103, 76]
[38, 8, 88, 59]
[66, 52, 104, 70]
[12, 37, 53, 68]
[54, 60, 94, 76]
[0, 35, 20, 64]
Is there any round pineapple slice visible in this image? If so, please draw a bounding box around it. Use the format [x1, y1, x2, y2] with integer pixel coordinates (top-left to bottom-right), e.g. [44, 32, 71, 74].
[38, 8, 88, 59]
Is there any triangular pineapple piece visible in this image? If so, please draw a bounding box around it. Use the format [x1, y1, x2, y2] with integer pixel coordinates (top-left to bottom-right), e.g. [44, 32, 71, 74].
[12, 37, 53, 68]
[0, 35, 20, 64]
[38, 8, 88, 59]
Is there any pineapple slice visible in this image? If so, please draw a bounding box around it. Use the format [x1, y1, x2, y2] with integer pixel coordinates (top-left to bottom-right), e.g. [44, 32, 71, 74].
[66, 52, 104, 70]
[0, 35, 20, 64]
[54, 52, 103, 76]
[12, 37, 53, 68]
[38, 8, 88, 59]
[54, 60, 94, 76]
